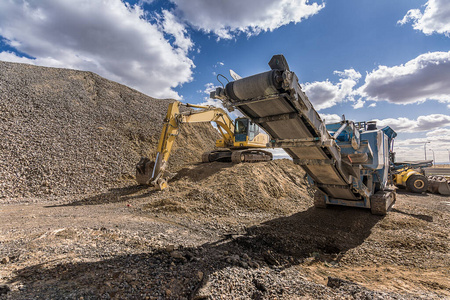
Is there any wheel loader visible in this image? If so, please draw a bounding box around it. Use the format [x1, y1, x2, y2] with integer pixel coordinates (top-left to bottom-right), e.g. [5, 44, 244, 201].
[391, 160, 432, 193]
[135, 101, 272, 190]
[391, 160, 450, 195]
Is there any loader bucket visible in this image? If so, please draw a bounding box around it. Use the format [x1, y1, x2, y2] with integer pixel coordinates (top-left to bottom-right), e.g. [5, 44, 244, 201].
[427, 176, 450, 195]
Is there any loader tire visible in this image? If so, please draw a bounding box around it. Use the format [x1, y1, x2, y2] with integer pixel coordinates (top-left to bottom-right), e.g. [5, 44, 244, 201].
[406, 174, 428, 193]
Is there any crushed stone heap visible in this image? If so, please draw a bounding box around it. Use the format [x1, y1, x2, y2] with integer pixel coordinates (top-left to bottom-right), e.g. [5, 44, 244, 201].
[0, 61, 219, 199]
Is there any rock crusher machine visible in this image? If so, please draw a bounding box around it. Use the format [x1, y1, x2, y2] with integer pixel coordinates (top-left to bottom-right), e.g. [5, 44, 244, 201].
[211, 55, 397, 215]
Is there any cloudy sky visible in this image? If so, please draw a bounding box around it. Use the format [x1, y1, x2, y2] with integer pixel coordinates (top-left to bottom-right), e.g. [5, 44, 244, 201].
[1, 0, 449, 162]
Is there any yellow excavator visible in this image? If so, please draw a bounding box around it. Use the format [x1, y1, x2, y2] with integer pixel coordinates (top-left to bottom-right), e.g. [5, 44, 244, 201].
[135, 101, 272, 190]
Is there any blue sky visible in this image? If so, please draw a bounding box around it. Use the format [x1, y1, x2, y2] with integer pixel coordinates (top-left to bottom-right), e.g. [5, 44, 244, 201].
[1, 0, 449, 162]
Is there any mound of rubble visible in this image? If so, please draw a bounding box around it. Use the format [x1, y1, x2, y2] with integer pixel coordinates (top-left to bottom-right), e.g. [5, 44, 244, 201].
[143, 159, 310, 216]
[0, 61, 219, 199]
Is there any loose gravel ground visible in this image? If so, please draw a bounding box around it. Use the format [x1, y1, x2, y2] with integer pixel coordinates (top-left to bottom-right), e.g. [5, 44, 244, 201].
[1, 184, 449, 299]
[1, 61, 449, 299]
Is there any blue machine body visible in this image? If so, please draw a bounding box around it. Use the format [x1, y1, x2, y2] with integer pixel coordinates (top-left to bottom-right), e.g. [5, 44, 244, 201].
[307, 121, 397, 208]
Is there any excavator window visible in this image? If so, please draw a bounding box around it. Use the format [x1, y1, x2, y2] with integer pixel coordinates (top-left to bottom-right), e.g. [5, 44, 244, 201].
[248, 121, 259, 141]
[235, 119, 248, 135]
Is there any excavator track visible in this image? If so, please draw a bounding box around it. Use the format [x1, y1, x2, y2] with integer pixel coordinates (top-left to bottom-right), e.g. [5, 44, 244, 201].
[370, 189, 396, 216]
[231, 149, 273, 163]
[202, 150, 233, 163]
[202, 149, 273, 163]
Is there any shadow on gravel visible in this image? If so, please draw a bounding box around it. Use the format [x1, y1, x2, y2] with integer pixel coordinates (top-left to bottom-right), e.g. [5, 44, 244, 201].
[45, 185, 154, 207]
[395, 189, 429, 197]
[170, 162, 235, 184]
[6, 206, 382, 299]
[391, 208, 433, 222]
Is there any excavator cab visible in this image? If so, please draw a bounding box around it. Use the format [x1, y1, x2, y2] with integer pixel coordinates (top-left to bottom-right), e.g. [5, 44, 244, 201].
[234, 118, 262, 145]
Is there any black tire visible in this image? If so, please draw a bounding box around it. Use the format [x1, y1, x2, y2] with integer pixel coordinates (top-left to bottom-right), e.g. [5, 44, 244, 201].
[406, 174, 428, 193]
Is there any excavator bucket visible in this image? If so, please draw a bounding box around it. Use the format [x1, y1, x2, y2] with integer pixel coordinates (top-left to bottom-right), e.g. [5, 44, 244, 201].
[136, 157, 154, 185]
[135, 156, 169, 190]
[427, 176, 450, 195]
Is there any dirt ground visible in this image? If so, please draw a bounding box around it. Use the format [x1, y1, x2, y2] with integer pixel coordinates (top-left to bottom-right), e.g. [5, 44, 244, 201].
[1, 160, 449, 299]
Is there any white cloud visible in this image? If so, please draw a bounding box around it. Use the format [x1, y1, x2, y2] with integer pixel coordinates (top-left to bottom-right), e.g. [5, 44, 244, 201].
[375, 117, 420, 133]
[394, 137, 450, 163]
[374, 114, 450, 133]
[359, 51, 450, 104]
[368, 103, 376, 108]
[0, 0, 194, 99]
[353, 99, 365, 109]
[158, 9, 193, 54]
[389, 126, 450, 163]
[392, 144, 446, 163]
[398, 0, 450, 37]
[427, 128, 450, 137]
[319, 113, 342, 124]
[170, 0, 324, 39]
[198, 82, 218, 97]
[302, 69, 361, 110]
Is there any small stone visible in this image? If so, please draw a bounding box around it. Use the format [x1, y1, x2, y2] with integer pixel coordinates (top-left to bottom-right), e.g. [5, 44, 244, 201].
[230, 254, 240, 261]
[194, 280, 211, 300]
[253, 279, 267, 292]
[165, 244, 175, 252]
[263, 250, 279, 265]
[185, 251, 194, 260]
[0, 285, 10, 295]
[1, 257, 9, 264]
[197, 271, 204, 281]
[327, 276, 357, 289]
[170, 251, 184, 259]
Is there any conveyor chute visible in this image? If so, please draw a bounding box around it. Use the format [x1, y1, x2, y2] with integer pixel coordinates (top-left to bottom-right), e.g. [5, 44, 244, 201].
[212, 55, 397, 214]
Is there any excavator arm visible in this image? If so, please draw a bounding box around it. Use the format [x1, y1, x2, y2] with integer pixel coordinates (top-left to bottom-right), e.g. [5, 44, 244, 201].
[136, 101, 235, 190]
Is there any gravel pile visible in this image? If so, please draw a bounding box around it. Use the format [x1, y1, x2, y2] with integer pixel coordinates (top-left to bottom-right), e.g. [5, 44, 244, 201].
[0, 61, 219, 200]
[142, 159, 310, 217]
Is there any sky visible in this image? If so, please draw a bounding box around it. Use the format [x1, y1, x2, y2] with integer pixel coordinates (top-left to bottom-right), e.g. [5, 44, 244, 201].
[0, 0, 449, 163]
